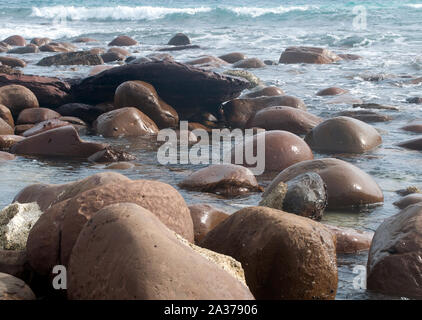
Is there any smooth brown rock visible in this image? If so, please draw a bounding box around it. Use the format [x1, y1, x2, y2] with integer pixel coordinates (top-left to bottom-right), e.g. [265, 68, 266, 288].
[87, 147, 135, 163]
[188, 204, 229, 244]
[353, 103, 399, 111]
[0, 56, 26, 68]
[30, 37, 51, 46]
[101, 51, 125, 63]
[72, 37, 97, 43]
[367, 204, 422, 299]
[70, 60, 249, 117]
[186, 55, 229, 68]
[397, 137, 422, 150]
[232, 130, 313, 173]
[0, 151, 15, 161]
[0, 119, 13, 135]
[27, 179, 194, 275]
[22, 119, 71, 137]
[244, 86, 284, 98]
[305, 116, 382, 154]
[0, 85, 39, 117]
[316, 87, 348, 96]
[107, 47, 130, 56]
[0, 272, 35, 300]
[11, 125, 106, 158]
[401, 119, 422, 133]
[94, 107, 158, 137]
[8, 44, 39, 54]
[335, 110, 392, 123]
[108, 35, 138, 46]
[233, 58, 265, 69]
[264, 158, 384, 209]
[14, 172, 131, 212]
[218, 52, 246, 64]
[245, 106, 322, 135]
[224, 96, 307, 128]
[0, 74, 71, 108]
[68, 203, 253, 300]
[14, 124, 33, 135]
[17, 108, 61, 125]
[279, 46, 341, 64]
[201, 206, 338, 299]
[2, 35, 26, 47]
[179, 164, 263, 197]
[88, 65, 114, 76]
[37, 51, 104, 66]
[39, 42, 75, 53]
[0, 135, 24, 151]
[168, 33, 191, 46]
[324, 225, 373, 254]
[114, 81, 178, 129]
[393, 194, 422, 209]
[0, 105, 13, 128]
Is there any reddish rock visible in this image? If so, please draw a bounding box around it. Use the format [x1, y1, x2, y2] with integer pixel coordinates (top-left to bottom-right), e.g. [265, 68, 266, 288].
[393, 194, 422, 209]
[367, 203, 422, 299]
[179, 164, 263, 197]
[72, 37, 97, 43]
[201, 206, 338, 300]
[0, 105, 13, 128]
[0, 135, 24, 151]
[114, 81, 178, 129]
[22, 119, 71, 137]
[17, 108, 61, 125]
[279, 46, 341, 64]
[245, 106, 322, 134]
[14, 124, 34, 135]
[263, 158, 384, 209]
[0, 56, 26, 68]
[324, 224, 373, 254]
[233, 58, 265, 69]
[0, 272, 35, 300]
[335, 110, 392, 123]
[30, 37, 51, 46]
[398, 137, 422, 150]
[401, 119, 422, 133]
[94, 107, 158, 137]
[68, 203, 253, 300]
[316, 87, 348, 96]
[108, 35, 138, 46]
[305, 116, 382, 154]
[218, 52, 246, 64]
[232, 130, 314, 173]
[8, 44, 39, 54]
[0, 74, 71, 108]
[0, 118, 13, 135]
[186, 55, 229, 68]
[189, 204, 229, 244]
[2, 35, 26, 46]
[0, 151, 15, 161]
[0, 85, 39, 117]
[11, 125, 107, 158]
[107, 47, 130, 56]
[244, 86, 284, 98]
[224, 95, 307, 128]
[27, 179, 194, 275]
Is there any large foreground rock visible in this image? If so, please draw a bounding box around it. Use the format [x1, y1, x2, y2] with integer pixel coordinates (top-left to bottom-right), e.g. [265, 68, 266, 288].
[0, 74, 71, 108]
[71, 60, 249, 116]
[0, 203, 43, 250]
[201, 206, 338, 299]
[264, 158, 383, 209]
[68, 203, 253, 300]
[279, 47, 342, 64]
[26, 179, 194, 275]
[0, 272, 35, 300]
[367, 204, 422, 299]
[305, 116, 382, 154]
[11, 125, 106, 159]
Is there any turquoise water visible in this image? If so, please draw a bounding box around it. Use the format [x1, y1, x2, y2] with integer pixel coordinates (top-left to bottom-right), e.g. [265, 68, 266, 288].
[1, 0, 422, 300]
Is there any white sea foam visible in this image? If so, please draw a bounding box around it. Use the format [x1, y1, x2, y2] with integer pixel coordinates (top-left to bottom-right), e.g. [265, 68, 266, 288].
[29, 5, 315, 21]
[30, 5, 213, 20]
[406, 4, 422, 9]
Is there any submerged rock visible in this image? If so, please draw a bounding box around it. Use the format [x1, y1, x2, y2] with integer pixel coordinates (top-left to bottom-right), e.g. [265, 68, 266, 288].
[279, 46, 341, 64]
[0, 202, 43, 250]
[168, 33, 191, 46]
[218, 52, 246, 64]
[37, 51, 104, 66]
[398, 137, 422, 150]
[324, 224, 373, 254]
[108, 35, 138, 46]
[335, 110, 392, 123]
[393, 194, 422, 209]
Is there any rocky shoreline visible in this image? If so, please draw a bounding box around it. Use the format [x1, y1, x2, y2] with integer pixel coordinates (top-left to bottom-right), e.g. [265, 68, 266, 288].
[0, 33, 421, 300]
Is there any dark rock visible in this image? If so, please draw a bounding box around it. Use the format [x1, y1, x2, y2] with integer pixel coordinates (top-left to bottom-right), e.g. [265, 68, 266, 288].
[17, 108, 61, 125]
[335, 110, 392, 123]
[37, 51, 104, 66]
[279, 46, 341, 64]
[393, 194, 422, 209]
[0, 272, 35, 300]
[0, 85, 39, 117]
[2, 35, 26, 47]
[316, 87, 348, 96]
[108, 35, 138, 47]
[158, 44, 200, 52]
[55, 103, 103, 124]
[8, 44, 39, 54]
[218, 52, 246, 64]
[87, 147, 136, 163]
[168, 33, 191, 46]
[0, 56, 26, 68]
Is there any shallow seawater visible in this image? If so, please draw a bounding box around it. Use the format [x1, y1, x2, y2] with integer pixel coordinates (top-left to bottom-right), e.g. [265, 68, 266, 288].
[1, 0, 422, 300]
